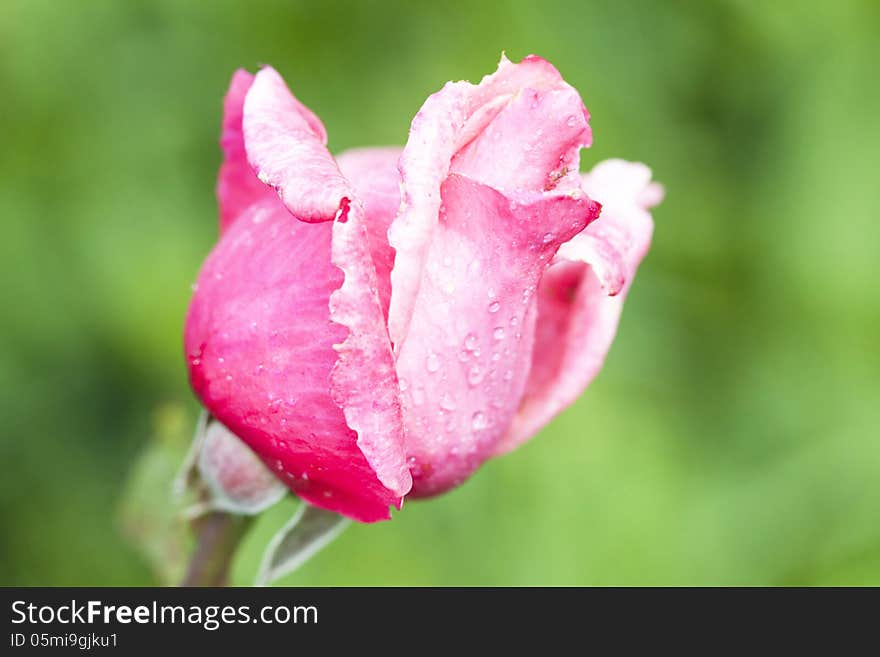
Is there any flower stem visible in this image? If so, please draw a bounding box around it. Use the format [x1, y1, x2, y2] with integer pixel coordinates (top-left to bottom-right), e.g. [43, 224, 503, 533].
[181, 510, 252, 587]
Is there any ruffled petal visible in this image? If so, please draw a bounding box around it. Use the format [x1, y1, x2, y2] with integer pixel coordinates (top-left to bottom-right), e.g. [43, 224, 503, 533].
[387, 54, 600, 496]
[396, 174, 600, 496]
[387, 54, 591, 350]
[187, 69, 410, 521]
[242, 66, 348, 224]
[216, 69, 276, 233]
[185, 200, 403, 521]
[335, 147, 403, 320]
[497, 159, 662, 453]
[243, 69, 410, 502]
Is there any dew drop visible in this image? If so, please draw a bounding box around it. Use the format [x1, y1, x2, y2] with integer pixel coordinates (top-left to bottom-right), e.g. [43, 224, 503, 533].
[488, 301, 501, 313]
[439, 393, 457, 411]
[504, 369, 514, 381]
[464, 333, 479, 351]
[510, 316, 519, 327]
[493, 327, 505, 340]
[542, 232, 555, 244]
[472, 412, 488, 430]
[566, 115, 577, 127]
[398, 378, 409, 392]
[467, 364, 485, 386]
[426, 353, 441, 372]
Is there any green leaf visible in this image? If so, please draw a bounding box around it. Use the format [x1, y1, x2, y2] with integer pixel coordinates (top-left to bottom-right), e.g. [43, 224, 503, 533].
[256, 504, 349, 586]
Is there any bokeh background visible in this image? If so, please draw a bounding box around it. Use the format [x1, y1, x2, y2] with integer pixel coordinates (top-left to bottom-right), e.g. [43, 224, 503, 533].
[2, 0, 878, 586]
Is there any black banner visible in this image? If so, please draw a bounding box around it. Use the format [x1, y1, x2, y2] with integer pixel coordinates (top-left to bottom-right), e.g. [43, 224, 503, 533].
[0, 587, 869, 651]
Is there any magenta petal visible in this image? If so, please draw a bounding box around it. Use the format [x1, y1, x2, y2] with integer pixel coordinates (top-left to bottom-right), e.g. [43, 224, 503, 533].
[185, 200, 404, 522]
[396, 174, 600, 496]
[217, 70, 276, 233]
[243, 70, 410, 502]
[188, 70, 410, 521]
[498, 159, 663, 453]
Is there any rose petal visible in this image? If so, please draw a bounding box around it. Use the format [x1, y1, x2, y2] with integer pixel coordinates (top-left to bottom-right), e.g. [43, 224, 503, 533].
[242, 66, 348, 224]
[335, 147, 403, 320]
[388, 54, 590, 350]
[242, 68, 411, 512]
[497, 159, 662, 453]
[387, 54, 599, 496]
[396, 174, 600, 496]
[216, 69, 276, 233]
[188, 70, 410, 521]
[185, 200, 403, 522]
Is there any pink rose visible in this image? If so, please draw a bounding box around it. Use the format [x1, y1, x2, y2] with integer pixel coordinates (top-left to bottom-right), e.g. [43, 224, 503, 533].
[184, 55, 662, 522]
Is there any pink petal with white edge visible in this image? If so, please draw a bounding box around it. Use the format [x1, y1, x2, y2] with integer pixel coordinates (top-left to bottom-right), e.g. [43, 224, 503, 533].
[185, 201, 402, 522]
[216, 70, 276, 233]
[387, 54, 591, 351]
[243, 67, 411, 506]
[497, 159, 663, 454]
[243, 68, 412, 504]
[335, 147, 403, 320]
[187, 69, 410, 521]
[242, 67, 348, 224]
[396, 176, 599, 497]
[388, 54, 600, 496]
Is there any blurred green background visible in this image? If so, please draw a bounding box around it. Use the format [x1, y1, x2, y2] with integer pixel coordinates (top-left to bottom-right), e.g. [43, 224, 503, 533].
[1, 0, 878, 586]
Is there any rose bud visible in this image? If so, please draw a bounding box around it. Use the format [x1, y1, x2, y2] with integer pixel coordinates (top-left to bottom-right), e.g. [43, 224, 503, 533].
[185, 55, 662, 522]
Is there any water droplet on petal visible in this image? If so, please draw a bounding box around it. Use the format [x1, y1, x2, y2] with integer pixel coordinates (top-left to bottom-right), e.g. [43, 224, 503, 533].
[468, 364, 485, 386]
[488, 301, 501, 313]
[439, 393, 457, 411]
[398, 378, 409, 392]
[426, 353, 441, 373]
[542, 232, 555, 244]
[464, 333, 479, 351]
[472, 412, 488, 430]
[493, 327, 505, 340]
